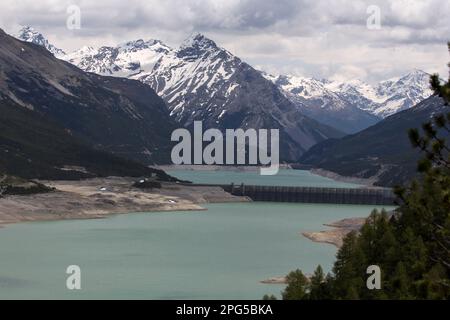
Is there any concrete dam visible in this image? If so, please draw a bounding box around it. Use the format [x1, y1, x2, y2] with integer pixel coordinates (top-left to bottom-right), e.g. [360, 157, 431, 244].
[191, 183, 398, 205]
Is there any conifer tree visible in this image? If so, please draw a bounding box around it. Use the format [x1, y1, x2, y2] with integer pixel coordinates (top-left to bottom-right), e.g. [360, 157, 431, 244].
[309, 265, 329, 300]
[281, 269, 309, 300]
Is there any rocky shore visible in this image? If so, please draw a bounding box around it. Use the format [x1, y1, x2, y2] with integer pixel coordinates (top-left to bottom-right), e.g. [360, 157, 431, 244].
[0, 177, 249, 228]
[302, 217, 367, 248]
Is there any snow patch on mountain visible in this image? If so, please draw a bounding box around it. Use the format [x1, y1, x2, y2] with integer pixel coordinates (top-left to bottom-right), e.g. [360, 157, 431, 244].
[64, 39, 172, 78]
[139, 33, 241, 124]
[325, 70, 434, 118]
[264, 73, 381, 133]
[16, 26, 66, 58]
[265, 74, 348, 109]
[267, 70, 433, 119]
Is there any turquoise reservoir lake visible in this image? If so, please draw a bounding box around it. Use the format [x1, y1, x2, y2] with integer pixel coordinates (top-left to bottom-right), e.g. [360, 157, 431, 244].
[0, 170, 395, 299]
[165, 168, 360, 188]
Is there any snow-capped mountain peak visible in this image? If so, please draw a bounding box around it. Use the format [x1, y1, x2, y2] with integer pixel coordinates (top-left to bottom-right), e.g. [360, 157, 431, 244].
[177, 33, 227, 62]
[63, 37, 173, 78]
[64, 46, 96, 62]
[78, 45, 97, 54]
[274, 75, 335, 99]
[371, 70, 433, 117]
[118, 38, 172, 54]
[16, 26, 66, 58]
[376, 69, 432, 98]
[180, 33, 218, 51]
[139, 34, 343, 160]
[316, 69, 433, 118]
[264, 73, 381, 133]
[265, 70, 434, 132]
[139, 33, 240, 121]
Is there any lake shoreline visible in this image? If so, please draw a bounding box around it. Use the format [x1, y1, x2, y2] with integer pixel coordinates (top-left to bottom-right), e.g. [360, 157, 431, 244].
[0, 168, 377, 247]
[0, 168, 372, 234]
[0, 177, 250, 228]
[302, 217, 368, 248]
[261, 216, 369, 285]
[1, 168, 377, 249]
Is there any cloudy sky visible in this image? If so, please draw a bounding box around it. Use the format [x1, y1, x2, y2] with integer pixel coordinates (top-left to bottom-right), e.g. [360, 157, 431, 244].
[1, 0, 449, 83]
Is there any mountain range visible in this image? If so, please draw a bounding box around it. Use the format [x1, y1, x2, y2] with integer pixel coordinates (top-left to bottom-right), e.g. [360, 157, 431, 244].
[16, 26, 432, 136]
[263, 74, 381, 133]
[265, 70, 433, 133]
[140, 34, 345, 160]
[325, 70, 434, 118]
[299, 95, 447, 187]
[15, 26, 344, 161]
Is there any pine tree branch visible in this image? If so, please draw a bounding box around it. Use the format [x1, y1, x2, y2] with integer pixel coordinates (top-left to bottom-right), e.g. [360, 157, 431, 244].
[430, 256, 450, 269]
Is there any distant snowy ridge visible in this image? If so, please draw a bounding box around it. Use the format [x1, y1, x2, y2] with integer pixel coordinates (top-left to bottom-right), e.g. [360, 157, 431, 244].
[16, 26, 66, 58]
[263, 73, 381, 133]
[265, 70, 433, 119]
[64, 39, 172, 78]
[139, 34, 241, 124]
[328, 70, 433, 118]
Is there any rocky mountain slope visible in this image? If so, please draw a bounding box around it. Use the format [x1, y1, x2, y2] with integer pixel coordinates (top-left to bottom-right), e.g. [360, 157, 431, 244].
[264, 74, 381, 133]
[1, 28, 176, 165]
[16, 26, 66, 58]
[17, 28, 344, 161]
[139, 34, 344, 160]
[324, 70, 433, 118]
[0, 99, 172, 180]
[64, 39, 171, 78]
[299, 96, 448, 187]
[265, 70, 433, 134]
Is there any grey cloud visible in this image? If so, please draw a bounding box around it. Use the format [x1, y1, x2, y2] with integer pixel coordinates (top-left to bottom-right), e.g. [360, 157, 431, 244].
[0, 0, 448, 83]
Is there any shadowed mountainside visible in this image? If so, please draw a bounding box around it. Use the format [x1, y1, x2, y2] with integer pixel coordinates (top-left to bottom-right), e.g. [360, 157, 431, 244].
[0, 100, 174, 180]
[0, 28, 176, 165]
[300, 96, 448, 187]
